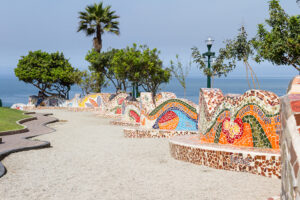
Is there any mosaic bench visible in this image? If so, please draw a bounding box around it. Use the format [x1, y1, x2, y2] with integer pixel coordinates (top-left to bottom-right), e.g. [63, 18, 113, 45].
[169, 135, 281, 178]
[110, 120, 140, 127]
[124, 128, 197, 138]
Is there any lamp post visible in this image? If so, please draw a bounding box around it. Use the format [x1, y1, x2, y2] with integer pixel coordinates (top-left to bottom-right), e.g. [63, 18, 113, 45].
[202, 37, 215, 88]
[131, 82, 139, 98]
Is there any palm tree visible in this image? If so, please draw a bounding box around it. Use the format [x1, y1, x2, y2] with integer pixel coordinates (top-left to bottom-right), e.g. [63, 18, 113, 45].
[77, 2, 120, 52]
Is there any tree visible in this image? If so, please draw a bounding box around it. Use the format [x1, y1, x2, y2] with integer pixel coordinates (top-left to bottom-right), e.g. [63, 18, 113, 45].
[111, 44, 171, 101]
[191, 47, 236, 87]
[86, 48, 125, 92]
[139, 46, 171, 101]
[77, 2, 120, 52]
[76, 70, 106, 96]
[15, 50, 78, 99]
[170, 55, 191, 98]
[221, 25, 260, 89]
[111, 44, 142, 93]
[252, 0, 300, 71]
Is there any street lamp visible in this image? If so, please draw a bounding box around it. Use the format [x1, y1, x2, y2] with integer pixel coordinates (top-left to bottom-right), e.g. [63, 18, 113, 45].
[202, 37, 215, 88]
[132, 82, 139, 99]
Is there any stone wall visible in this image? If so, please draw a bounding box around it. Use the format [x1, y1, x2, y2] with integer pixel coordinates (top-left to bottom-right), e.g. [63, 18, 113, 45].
[199, 88, 281, 149]
[280, 76, 300, 199]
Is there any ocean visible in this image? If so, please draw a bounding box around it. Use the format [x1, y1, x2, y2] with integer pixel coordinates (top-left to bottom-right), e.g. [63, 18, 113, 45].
[0, 75, 292, 107]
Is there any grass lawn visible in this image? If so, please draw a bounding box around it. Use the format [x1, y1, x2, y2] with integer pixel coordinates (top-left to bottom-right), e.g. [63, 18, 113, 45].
[0, 107, 31, 132]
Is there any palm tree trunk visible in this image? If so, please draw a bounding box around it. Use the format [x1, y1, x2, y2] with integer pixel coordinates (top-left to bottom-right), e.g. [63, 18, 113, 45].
[94, 24, 102, 52]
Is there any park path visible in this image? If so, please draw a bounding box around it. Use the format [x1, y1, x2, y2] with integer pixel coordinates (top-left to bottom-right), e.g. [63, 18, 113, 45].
[0, 113, 58, 177]
[0, 110, 280, 200]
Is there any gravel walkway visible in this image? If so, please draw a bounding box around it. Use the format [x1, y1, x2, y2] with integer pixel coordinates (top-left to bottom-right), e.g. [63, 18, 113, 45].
[0, 113, 58, 177]
[0, 110, 280, 200]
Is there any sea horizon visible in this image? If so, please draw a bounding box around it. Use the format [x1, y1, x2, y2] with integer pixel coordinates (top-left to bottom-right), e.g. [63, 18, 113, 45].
[0, 74, 294, 107]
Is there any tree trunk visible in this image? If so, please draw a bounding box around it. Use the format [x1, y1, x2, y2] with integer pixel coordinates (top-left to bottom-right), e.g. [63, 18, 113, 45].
[94, 24, 102, 52]
[151, 91, 156, 106]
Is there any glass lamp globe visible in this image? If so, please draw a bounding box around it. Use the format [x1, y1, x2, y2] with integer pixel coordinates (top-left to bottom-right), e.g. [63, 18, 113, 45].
[205, 37, 214, 46]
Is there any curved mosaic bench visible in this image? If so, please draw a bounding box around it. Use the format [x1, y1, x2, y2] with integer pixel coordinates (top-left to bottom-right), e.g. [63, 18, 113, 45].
[169, 88, 282, 177]
[78, 93, 111, 109]
[124, 128, 197, 138]
[141, 98, 199, 131]
[169, 135, 281, 178]
[280, 76, 300, 199]
[121, 100, 141, 123]
[199, 89, 281, 149]
[117, 92, 199, 138]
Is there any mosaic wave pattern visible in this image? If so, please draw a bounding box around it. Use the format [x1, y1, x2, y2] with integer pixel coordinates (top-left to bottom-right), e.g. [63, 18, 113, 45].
[121, 100, 141, 123]
[141, 99, 198, 131]
[107, 93, 128, 115]
[78, 93, 110, 108]
[199, 89, 281, 149]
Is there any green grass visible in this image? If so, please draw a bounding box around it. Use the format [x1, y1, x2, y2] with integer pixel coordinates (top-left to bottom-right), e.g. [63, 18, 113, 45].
[0, 107, 31, 132]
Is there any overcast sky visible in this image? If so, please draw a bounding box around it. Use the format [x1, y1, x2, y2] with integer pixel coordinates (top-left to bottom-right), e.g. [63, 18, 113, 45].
[0, 0, 299, 78]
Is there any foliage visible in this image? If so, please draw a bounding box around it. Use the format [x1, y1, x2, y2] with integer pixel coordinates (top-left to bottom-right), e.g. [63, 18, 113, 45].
[139, 46, 171, 99]
[111, 44, 142, 89]
[15, 50, 78, 99]
[85, 44, 170, 99]
[221, 26, 260, 89]
[76, 70, 106, 96]
[77, 2, 120, 52]
[170, 55, 191, 98]
[0, 107, 30, 132]
[252, 0, 300, 71]
[86, 48, 125, 91]
[191, 47, 236, 78]
[111, 44, 171, 99]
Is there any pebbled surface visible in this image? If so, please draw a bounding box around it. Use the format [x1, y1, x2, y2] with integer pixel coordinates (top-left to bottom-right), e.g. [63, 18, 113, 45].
[0, 109, 280, 200]
[0, 113, 58, 177]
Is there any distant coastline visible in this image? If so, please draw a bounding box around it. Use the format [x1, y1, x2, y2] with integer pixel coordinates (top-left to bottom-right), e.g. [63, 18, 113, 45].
[0, 75, 292, 107]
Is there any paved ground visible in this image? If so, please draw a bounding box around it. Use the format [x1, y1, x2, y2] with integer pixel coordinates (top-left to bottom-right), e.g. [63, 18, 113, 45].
[0, 110, 280, 200]
[0, 113, 58, 177]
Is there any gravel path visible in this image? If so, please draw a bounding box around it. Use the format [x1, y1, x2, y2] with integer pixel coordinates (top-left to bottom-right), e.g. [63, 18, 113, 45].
[0, 110, 280, 200]
[0, 113, 58, 177]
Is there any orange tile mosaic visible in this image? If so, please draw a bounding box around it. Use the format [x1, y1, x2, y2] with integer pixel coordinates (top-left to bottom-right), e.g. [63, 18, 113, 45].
[199, 89, 281, 149]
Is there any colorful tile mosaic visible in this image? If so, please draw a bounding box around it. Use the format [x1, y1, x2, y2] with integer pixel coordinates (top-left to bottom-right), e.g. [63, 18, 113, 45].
[124, 128, 197, 138]
[280, 76, 300, 199]
[199, 89, 281, 149]
[141, 98, 198, 131]
[109, 120, 140, 127]
[121, 100, 141, 123]
[169, 135, 281, 178]
[78, 93, 111, 108]
[105, 93, 128, 115]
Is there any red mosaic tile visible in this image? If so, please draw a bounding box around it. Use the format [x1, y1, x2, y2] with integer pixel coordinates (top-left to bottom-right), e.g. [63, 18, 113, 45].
[291, 100, 300, 113]
[295, 114, 300, 126]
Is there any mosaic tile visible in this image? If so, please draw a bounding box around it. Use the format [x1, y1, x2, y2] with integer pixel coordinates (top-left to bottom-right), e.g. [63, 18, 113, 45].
[280, 76, 300, 199]
[169, 135, 281, 178]
[199, 89, 281, 149]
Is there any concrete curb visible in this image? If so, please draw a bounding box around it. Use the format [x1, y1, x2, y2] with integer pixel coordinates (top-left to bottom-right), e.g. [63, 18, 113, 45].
[0, 112, 38, 136]
[0, 113, 58, 178]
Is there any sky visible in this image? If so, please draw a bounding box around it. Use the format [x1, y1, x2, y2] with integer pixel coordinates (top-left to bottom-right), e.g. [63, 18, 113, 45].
[0, 0, 299, 78]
